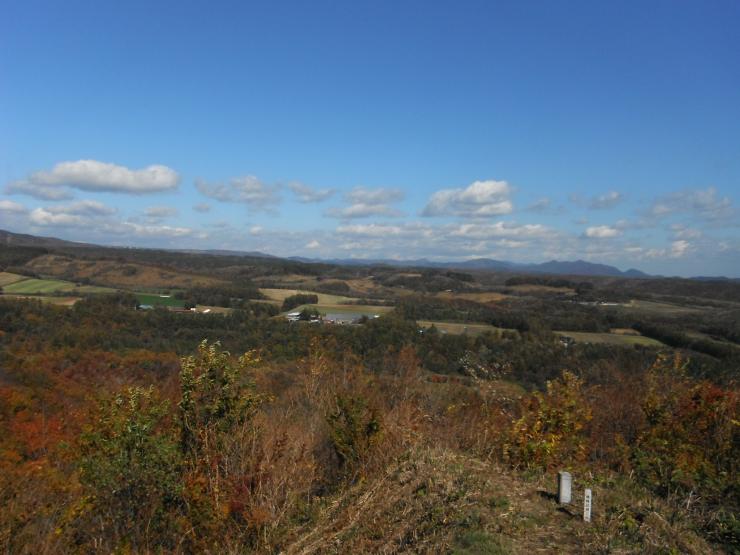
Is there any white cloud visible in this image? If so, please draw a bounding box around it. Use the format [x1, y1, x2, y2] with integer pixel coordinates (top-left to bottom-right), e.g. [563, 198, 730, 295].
[193, 202, 211, 213]
[670, 240, 691, 258]
[120, 222, 193, 238]
[422, 179, 513, 217]
[585, 225, 621, 238]
[6, 160, 179, 199]
[337, 223, 407, 237]
[145, 206, 178, 219]
[326, 187, 404, 219]
[589, 191, 623, 209]
[651, 187, 733, 220]
[289, 182, 334, 203]
[46, 200, 116, 216]
[0, 199, 27, 213]
[305, 240, 321, 249]
[249, 226, 264, 235]
[195, 176, 281, 209]
[670, 224, 702, 240]
[527, 197, 552, 212]
[29, 207, 87, 227]
[449, 221, 549, 239]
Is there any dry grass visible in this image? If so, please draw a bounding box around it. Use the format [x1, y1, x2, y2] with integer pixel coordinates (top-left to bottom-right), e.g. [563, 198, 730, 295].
[1, 294, 80, 306]
[418, 320, 510, 336]
[507, 284, 575, 295]
[610, 328, 641, 336]
[436, 291, 509, 303]
[0, 272, 27, 287]
[25, 254, 223, 289]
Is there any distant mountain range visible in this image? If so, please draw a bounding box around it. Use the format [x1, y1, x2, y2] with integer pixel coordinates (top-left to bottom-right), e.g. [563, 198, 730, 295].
[287, 255, 651, 278]
[2, 228, 737, 280]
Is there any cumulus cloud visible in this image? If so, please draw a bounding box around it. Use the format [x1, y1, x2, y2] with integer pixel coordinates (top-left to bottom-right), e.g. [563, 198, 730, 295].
[46, 200, 116, 216]
[422, 180, 513, 217]
[6, 160, 180, 199]
[29, 207, 87, 227]
[289, 182, 334, 203]
[28, 200, 116, 226]
[337, 223, 409, 237]
[670, 240, 691, 257]
[193, 202, 211, 213]
[670, 224, 702, 240]
[195, 176, 281, 209]
[144, 206, 178, 220]
[449, 221, 550, 239]
[651, 187, 733, 220]
[585, 225, 621, 238]
[305, 240, 321, 249]
[527, 197, 552, 212]
[326, 187, 404, 219]
[589, 191, 623, 209]
[0, 199, 27, 213]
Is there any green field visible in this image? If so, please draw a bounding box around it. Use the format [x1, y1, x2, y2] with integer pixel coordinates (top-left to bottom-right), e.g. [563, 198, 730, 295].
[135, 293, 186, 307]
[260, 288, 358, 306]
[3, 278, 114, 295]
[620, 299, 708, 315]
[556, 330, 664, 347]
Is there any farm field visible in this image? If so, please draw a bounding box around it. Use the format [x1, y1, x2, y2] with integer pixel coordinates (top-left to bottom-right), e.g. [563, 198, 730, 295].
[135, 293, 186, 308]
[0, 272, 27, 286]
[417, 320, 510, 336]
[620, 299, 709, 315]
[1, 294, 80, 306]
[556, 330, 664, 346]
[435, 291, 509, 303]
[3, 278, 115, 295]
[259, 288, 359, 306]
[287, 303, 394, 317]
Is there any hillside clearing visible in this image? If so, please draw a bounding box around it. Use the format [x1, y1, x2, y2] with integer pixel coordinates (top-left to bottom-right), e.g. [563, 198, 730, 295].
[556, 331, 664, 347]
[418, 320, 510, 336]
[0, 272, 27, 287]
[260, 288, 359, 305]
[3, 278, 115, 295]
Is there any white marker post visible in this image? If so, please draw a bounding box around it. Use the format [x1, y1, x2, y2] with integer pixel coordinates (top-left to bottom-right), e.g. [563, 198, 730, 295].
[583, 488, 592, 523]
[557, 471, 572, 504]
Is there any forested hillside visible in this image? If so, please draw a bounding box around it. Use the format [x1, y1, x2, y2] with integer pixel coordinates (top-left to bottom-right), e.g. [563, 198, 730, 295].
[0, 290, 737, 553]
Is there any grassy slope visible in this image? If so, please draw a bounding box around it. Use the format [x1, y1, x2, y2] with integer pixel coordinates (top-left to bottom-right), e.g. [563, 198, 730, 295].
[3, 278, 115, 295]
[418, 320, 510, 336]
[0, 272, 28, 287]
[282, 447, 714, 554]
[24, 254, 224, 289]
[259, 288, 358, 305]
[555, 331, 664, 347]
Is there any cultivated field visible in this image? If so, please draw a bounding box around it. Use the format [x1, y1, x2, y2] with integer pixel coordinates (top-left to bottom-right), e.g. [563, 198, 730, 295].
[3, 278, 114, 295]
[436, 291, 509, 303]
[135, 293, 186, 308]
[0, 272, 27, 287]
[1, 294, 80, 306]
[556, 330, 664, 346]
[288, 303, 394, 317]
[259, 288, 358, 306]
[620, 299, 709, 315]
[418, 320, 510, 336]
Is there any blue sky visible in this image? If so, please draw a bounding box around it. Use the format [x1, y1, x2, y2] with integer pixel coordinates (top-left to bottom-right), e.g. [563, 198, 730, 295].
[1, 0, 739, 276]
